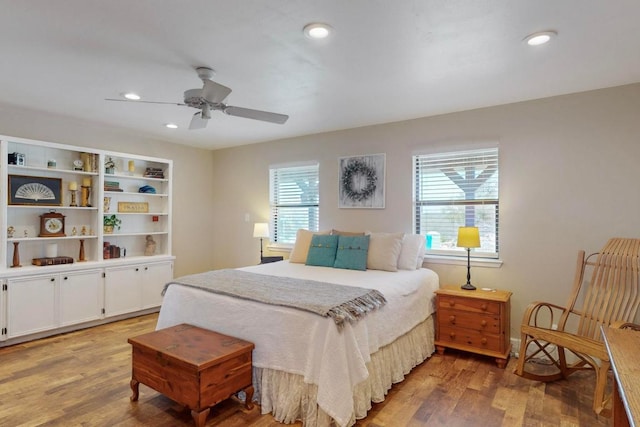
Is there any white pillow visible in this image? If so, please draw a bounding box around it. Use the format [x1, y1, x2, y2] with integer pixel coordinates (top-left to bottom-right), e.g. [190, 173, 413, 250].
[289, 229, 330, 263]
[398, 234, 426, 270]
[416, 241, 426, 269]
[366, 232, 404, 272]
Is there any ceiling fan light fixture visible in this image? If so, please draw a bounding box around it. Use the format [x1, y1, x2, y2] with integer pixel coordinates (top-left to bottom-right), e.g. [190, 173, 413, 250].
[165, 123, 178, 129]
[524, 30, 557, 46]
[201, 104, 212, 120]
[123, 92, 141, 100]
[303, 23, 332, 39]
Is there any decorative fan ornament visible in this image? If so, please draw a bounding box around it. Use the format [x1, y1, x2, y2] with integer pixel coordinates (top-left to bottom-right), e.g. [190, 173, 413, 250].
[15, 183, 55, 201]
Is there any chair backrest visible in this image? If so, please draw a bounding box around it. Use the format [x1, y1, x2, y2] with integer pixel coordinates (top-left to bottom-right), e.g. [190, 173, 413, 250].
[559, 238, 640, 341]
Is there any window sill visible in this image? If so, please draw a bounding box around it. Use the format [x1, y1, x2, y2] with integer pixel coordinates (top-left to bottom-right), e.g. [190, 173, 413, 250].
[423, 255, 503, 268]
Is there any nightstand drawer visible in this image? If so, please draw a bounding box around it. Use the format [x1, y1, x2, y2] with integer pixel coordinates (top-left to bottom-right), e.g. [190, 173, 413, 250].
[438, 326, 502, 352]
[437, 309, 501, 334]
[437, 295, 500, 315]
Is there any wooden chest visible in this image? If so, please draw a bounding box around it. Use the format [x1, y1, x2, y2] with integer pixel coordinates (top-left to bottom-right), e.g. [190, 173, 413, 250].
[128, 324, 254, 427]
[434, 286, 511, 368]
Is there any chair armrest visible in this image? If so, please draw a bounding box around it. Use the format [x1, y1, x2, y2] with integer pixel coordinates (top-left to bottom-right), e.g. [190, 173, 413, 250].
[521, 301, 568, 329]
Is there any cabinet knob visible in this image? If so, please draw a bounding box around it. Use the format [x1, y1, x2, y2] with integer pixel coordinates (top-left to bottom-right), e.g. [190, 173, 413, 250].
[448, 315, 456, 324]
[135, 268, 139, 272]
[481, 338, 488, 345]
[63, 276, 68, 281]
[50, 278, 55, 282]
[480, 320, 487, 327]
[144, 267, 148, 271]
[448, 300, 455, 307]
[480, 303, 488, 311]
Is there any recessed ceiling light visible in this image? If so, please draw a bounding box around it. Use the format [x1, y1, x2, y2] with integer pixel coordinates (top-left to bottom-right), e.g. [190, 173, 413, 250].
[123, 92, 141, 100]
[165, 123, 178, 129]
[524, 31, 557, 46]
[303, 23, 332, 39]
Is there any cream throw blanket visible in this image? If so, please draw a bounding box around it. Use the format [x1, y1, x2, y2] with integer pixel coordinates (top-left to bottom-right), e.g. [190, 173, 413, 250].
[163, 269, 387, 328]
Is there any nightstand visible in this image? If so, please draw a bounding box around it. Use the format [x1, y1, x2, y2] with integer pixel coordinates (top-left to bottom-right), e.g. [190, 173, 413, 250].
[434, 285, 512, 368]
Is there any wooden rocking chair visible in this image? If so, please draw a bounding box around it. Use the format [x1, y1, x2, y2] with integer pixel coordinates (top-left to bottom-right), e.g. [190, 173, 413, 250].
[515, 237, 640, 415]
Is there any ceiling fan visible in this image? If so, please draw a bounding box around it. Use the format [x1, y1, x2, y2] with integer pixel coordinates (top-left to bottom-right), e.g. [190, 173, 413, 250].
[106, 67, 289, 129]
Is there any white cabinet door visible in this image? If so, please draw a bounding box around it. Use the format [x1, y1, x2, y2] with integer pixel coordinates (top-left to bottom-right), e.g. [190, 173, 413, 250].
[104, 265, 142, 317]
[7, 275, 57, 338]
[141, 261, 173, 309]
[59, 269, 103, 326]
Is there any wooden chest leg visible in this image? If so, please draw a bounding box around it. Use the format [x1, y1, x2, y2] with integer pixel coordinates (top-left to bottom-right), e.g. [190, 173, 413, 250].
[130, 379, 139, 402]
[244, 385, 254, 410]
[191, 407, 210, 427]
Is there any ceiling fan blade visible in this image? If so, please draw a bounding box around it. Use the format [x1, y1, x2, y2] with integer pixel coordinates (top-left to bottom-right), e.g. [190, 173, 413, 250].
[189, 112, 208, 130]
[223, 106, 289, 124]
[105, 98, 184, 106]
[202, 80, 232, 104]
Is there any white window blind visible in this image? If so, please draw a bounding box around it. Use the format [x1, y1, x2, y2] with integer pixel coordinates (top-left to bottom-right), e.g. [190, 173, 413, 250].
[270, 163, 319, 243]
[413, 147, 499, 257]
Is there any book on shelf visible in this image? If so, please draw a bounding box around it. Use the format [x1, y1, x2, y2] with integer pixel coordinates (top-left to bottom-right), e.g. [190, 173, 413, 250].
[104, 180, 123, 192]
[143, 167, 165, 179]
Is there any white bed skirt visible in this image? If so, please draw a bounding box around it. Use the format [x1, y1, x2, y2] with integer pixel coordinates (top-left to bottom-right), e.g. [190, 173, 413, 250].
[253, 315, 435, 427]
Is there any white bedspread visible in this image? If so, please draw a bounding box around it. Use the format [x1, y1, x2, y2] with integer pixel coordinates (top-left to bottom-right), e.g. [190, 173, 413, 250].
[156, 262, 439, 427]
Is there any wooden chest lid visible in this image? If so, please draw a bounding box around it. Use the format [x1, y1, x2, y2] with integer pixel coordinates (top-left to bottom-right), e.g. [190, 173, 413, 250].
[128, 324, 254, 370]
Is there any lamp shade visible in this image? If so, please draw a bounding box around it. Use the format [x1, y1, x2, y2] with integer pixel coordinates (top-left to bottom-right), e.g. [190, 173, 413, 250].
[457, 226, 480, 248]
[253, 222, 270, 238]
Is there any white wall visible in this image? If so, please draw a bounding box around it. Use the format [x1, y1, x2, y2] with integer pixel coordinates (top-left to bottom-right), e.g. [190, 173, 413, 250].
[0, 103, 215, 278]
[210, 83, 640, 340]
[3, 83, 638, 342]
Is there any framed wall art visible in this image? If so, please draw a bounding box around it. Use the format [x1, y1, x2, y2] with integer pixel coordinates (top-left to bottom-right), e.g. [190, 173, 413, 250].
[8, 175, 62, 206]
[338, 153, 385, 209]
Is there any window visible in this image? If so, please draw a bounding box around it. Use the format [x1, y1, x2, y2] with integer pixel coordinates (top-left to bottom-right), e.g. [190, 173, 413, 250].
[270, 162, 319, 244]
[413, 147, 499, 257]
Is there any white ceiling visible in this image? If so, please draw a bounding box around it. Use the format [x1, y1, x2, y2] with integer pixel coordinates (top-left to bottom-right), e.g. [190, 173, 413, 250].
[1, 1, 639, 150]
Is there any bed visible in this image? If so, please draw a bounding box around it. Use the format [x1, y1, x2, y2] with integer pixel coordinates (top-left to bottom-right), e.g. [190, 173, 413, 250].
[156, 232, 439, 427]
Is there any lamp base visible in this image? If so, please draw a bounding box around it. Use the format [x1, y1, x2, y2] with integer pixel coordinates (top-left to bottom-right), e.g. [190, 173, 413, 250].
[460, 282, 477, 291]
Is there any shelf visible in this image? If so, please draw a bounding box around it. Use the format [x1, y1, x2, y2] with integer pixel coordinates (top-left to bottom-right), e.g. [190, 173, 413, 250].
[8, 165, 98, 176]
[8, 205, 98, 211]
[103, 231, 168, 237]
[104, 191, 168, 197]
[8, 235, 99, 242]
[103, 212, 168, 216]
[104, 173, 168, 182]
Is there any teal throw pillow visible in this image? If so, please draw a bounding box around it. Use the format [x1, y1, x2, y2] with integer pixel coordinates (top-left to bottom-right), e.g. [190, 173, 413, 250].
[334, 235, 370, 271]
[306, 234, 339, 267]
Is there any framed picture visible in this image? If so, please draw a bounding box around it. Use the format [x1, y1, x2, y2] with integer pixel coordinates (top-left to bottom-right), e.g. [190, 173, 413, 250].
[339, 153, 385, 208]
[8, 175, 62, 206]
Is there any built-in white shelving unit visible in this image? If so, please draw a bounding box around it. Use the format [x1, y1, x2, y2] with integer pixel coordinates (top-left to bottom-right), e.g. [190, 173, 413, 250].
[0, 135, 174, 345]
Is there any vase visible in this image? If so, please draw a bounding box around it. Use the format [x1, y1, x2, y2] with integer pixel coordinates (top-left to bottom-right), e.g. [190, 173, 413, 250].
[104, 225, 114, 234]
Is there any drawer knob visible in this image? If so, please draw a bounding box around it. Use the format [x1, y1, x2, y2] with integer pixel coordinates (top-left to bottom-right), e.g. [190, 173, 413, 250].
[449, 332, 456, 339]
[480, 303, 488, 311]
[448, 300, 455, 307]
[480, 320, 487, 327]
[448, 315, 456, 324]
[481, 338, 488, 345]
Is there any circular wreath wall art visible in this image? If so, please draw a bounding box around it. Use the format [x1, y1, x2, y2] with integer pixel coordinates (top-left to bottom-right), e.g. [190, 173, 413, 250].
[341, 160, 378, 201]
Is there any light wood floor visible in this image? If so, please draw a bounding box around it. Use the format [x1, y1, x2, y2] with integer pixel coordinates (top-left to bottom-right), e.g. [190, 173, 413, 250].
[0, 314, 611, 427]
